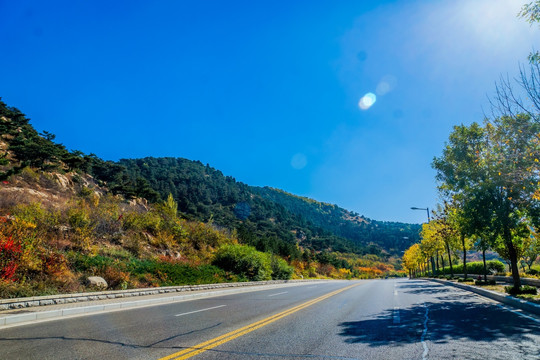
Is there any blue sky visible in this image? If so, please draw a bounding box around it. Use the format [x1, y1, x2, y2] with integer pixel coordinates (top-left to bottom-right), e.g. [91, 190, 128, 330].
[0, 0, 537, 223]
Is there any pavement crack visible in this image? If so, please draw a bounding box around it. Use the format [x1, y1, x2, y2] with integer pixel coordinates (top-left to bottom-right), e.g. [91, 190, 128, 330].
[421, 303, 429, 360]
[0, 322, 223, 350]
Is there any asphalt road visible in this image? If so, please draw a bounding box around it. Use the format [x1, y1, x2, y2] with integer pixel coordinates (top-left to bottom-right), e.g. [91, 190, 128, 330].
[1, 279, 539, 360]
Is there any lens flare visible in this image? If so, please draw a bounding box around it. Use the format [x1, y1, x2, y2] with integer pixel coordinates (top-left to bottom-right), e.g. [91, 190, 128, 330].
[376, 75, 397, 96]
[291, 153, 307, 170]
[358, 92, 377, 110]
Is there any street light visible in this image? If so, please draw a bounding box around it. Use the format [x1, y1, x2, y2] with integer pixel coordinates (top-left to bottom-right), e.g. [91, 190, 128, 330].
[411, 207, 430, 222]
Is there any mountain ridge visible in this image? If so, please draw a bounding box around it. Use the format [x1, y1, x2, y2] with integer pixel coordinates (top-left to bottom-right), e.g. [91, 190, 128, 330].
[1, 98, 420, 259]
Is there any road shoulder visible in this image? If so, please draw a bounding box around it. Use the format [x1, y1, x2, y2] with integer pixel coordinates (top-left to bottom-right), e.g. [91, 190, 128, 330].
[429, 278, 540, 317]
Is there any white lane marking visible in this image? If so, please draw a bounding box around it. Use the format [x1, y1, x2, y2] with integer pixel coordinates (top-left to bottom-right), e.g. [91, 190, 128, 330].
[421, 304, 430, 360]
[268, 291, 288, 297]
[175, 305, 226, 317]
[497, 304, 540, 323]
[393, 281, 400, 324]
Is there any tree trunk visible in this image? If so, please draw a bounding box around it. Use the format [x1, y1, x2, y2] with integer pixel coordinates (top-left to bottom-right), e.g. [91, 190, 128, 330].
[435, 251, 440, 273]
[461, 234, 467, 280]
[440, 254, 445, 274]
[431, 257, 436, 276]
[446, 242, 454, 277]
[482, 248, 487, 282]
[504, 227, 522, 288]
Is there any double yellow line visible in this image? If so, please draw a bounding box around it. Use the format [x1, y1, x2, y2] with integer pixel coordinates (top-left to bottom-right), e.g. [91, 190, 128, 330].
[158, 283, 359, 360]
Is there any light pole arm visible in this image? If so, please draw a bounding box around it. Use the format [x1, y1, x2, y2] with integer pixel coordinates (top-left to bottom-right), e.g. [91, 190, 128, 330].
[411, 206, 430, 223]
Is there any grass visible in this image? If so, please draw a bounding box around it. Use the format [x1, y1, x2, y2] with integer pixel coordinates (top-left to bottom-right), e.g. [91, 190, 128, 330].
[473, 284, 540, 305]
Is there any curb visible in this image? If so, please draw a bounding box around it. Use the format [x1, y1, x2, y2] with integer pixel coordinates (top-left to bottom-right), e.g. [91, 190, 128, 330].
[0, 279, 319, 311]
[0, 280, 322, 327]
[443, 274, 540, 287]
[430, 279, 540, 317]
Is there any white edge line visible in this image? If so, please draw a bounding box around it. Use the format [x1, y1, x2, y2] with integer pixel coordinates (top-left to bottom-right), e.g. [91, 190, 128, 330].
[497, 304, 540, 323]
[393, 306, 400, 324]
[175, 305, 227, 317]
[268, 292, 288, 297]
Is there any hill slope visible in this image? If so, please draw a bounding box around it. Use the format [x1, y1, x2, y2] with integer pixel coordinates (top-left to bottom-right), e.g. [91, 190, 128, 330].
[1, 98, 420, 257]
[117, 157, 420, 257]
[253, 186, 420, 254]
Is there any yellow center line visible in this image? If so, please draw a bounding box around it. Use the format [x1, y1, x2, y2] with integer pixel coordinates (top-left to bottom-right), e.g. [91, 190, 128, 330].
[158, 283, 359, 360]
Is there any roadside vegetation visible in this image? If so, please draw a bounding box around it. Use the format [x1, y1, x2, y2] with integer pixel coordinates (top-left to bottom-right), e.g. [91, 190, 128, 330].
[0, 104, 407, 298]
[403, 2, 540, 297]
[0, 168, 405, 298]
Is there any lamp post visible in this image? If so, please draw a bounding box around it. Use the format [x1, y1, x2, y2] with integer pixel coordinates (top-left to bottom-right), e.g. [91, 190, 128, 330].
[410, 207, 430, 222]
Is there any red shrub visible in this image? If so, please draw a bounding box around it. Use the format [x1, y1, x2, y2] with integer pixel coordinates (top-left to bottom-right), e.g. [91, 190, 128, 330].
[0, 236, 22, 281]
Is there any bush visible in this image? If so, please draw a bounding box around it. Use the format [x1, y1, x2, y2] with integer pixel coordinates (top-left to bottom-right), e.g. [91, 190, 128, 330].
[475, 279, 497, 286]
[458, 277, 474, 283]
[270, 256, 293, 280]
[212, 244, 272, 281]
[438, 260, 506, 275]
[526, 269, 539, 276]
[67, 252, 233, 287]
[505, 285, 538, 295]
[126, 260, 229, 286]
[520, 285, 538, 295]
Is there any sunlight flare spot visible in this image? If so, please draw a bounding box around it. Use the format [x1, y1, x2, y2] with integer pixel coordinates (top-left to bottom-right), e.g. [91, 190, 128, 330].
[376, 75, 397, 96]
[358, 93, 377, 110]
[291, 153, 307, 170]
[376, 82, 391, 95]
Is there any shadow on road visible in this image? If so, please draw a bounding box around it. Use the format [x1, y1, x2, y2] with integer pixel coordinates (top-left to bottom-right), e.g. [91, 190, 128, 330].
[339, 290, 540, 347]
[398, 280, 453, 296]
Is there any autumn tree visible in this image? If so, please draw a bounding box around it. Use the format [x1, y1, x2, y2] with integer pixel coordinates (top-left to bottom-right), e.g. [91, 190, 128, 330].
[403, 243, 423, 278]
[420, 220, 446, 274]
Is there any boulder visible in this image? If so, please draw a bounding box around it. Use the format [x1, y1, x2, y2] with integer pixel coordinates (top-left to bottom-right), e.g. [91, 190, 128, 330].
[86, 276, 108, 289]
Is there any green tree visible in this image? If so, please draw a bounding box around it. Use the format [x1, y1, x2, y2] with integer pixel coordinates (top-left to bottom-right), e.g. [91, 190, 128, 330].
[446, 201, 474, 279]
[433, 115, 540, 288]
[522, 227, 540, 271]
[519, 1, 540, 63]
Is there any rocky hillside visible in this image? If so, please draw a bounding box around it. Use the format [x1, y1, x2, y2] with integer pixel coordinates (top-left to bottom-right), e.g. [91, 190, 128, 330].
[0, 97, 416, 298]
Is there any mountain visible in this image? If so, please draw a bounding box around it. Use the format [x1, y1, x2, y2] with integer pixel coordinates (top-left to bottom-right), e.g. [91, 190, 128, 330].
[1, 98, 420, 260]
[252, 187, 420, 255]
[0, 98, 424, 298]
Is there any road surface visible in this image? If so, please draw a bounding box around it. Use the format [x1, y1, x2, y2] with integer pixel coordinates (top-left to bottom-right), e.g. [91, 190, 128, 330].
[1, 279, 539, 359]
